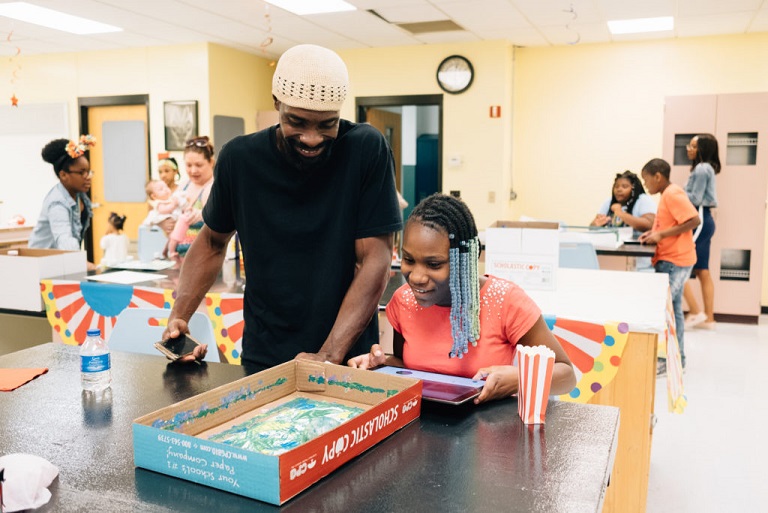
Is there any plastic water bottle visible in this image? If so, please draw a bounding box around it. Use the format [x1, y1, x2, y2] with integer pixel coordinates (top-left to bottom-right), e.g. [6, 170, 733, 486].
[80, 328, 112, 392]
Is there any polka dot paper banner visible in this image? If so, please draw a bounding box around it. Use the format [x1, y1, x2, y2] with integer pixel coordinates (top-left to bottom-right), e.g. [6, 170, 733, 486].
[542, 316, 629, 404]
[41, 279, 173, 346]
[205, 292, 244, 364]
[661, 288, 686, 413]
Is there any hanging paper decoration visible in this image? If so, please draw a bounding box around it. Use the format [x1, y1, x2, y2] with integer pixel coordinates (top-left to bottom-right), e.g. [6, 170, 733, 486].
[563, 3, 581, 45]
[6, 30, 22, 106]
[261, 3, 276, 66]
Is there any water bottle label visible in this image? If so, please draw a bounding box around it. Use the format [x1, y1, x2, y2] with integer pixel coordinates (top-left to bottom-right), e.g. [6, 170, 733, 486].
[81, 354, 111, 373]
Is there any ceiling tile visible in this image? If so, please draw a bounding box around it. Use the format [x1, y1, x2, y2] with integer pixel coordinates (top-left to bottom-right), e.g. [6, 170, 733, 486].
[676, 12, 753, 37]
[678, 0, 763, 17]
[598, 0, 674, 20]
[438, 0, 531, 31]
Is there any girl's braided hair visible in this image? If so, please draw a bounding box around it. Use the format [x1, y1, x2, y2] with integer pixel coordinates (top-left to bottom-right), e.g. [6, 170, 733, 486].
[408, 193, 481, 358]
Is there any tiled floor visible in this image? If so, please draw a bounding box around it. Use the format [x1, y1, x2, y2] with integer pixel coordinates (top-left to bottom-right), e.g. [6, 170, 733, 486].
[646, 318, 768, 512]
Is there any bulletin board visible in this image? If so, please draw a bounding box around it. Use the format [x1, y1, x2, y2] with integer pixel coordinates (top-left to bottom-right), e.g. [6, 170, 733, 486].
[102, 120, 147, 203]
[0, 103, 68, 225]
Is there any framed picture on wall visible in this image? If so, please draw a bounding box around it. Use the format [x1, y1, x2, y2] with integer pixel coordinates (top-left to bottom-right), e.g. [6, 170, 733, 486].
[164, 100, 198, 150]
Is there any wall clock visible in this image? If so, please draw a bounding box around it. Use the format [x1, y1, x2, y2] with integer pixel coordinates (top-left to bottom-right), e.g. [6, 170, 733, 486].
[436, 55, 474, 94]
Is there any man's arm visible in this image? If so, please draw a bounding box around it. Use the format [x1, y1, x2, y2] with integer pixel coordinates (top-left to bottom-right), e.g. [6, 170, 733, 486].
[163, 225, 234, 352]
[298, 233, 393, 364]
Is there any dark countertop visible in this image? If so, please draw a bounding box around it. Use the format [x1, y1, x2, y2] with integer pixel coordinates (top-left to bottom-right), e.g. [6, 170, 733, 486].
[0, 344, 619, 513]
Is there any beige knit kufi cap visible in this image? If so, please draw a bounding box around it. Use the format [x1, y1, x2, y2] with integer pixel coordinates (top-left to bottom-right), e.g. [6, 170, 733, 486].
[272, 44, 349, 112]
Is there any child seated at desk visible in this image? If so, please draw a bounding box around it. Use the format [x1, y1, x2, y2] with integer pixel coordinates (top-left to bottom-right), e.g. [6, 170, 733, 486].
[142, 179, 188, 258]
[590, 170, 656, 238]
[348, 193, 576, 404]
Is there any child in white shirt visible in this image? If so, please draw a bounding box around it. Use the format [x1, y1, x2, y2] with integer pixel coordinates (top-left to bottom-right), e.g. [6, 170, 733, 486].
[100, 212, 129, 267]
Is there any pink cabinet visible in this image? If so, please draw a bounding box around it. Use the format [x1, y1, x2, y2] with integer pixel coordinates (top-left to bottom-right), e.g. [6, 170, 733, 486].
[663, 93, 768, 320]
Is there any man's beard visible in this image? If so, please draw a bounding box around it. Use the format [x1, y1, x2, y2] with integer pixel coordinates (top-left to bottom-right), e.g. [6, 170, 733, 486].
[279, 135, 334, 172]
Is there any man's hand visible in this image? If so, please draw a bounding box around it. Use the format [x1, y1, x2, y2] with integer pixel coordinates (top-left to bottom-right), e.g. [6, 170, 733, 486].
[161, 318, 208, 363]
[347, 344, 387, 370]
[295, 350, 337, 364]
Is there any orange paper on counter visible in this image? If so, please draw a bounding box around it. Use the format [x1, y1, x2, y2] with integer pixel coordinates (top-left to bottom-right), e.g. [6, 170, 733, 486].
[517, 346, 555, 424]
[0, 368, 49, 391]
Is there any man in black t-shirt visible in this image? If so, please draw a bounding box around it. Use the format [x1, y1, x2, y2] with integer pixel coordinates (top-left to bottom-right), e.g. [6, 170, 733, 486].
[163, 44, 402, 370]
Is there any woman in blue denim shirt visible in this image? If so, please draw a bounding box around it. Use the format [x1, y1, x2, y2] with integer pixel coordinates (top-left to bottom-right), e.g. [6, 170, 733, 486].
[682, 133, 720, 331]
[29, 137, 96, 265]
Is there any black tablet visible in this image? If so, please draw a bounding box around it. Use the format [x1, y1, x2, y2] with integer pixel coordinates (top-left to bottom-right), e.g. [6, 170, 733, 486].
[375, 366, 484, 405]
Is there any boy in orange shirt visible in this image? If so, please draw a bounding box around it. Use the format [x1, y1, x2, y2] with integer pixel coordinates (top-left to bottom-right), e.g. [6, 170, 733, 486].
[639, 158, 700, 374]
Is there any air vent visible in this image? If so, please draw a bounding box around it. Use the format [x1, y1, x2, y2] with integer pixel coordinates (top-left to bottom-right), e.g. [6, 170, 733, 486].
[397, 20, 465, 34]
[367, 9, 465, 34]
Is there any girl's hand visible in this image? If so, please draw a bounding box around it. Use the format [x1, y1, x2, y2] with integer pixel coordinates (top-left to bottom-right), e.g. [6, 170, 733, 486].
[609, 203, 623, 215]
[347, 344, 387, 369]
[593, 214, 610, 226]
[472, 366, 519, 404]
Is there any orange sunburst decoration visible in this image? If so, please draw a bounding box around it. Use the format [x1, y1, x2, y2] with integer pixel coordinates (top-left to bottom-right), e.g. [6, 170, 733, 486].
[41, 280, 173, 346]
[541, 315, 629, 404]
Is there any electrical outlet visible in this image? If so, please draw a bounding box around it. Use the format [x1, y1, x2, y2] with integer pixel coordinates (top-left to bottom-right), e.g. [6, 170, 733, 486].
[488, 191, 495, 203]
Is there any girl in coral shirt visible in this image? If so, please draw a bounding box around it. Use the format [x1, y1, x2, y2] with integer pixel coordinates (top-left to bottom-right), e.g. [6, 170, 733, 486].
[348, 193, 575, 404]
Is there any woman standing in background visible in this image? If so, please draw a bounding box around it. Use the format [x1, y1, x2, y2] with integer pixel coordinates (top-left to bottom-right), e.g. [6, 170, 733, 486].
[683, 133, 720, 330]
[29, 136, 96, 269]
[172, 136, 215, 258]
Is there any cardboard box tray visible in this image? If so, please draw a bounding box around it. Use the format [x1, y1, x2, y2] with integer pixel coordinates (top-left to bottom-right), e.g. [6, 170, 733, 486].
[133, 359, 422, 505]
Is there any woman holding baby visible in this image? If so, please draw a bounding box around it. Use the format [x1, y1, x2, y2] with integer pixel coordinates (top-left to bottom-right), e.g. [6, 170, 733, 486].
[171, 136, 215, 258]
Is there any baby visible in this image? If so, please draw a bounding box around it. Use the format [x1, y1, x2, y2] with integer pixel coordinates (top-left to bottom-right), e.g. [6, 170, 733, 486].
[142, 179, 188, 258]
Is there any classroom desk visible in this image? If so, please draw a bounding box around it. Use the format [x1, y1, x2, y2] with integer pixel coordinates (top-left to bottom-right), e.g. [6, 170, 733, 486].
[0, 224, 33, 250]
[595, 243, 656, 272]
[523, 267, 670, 513]
[0, 344, 619, 513]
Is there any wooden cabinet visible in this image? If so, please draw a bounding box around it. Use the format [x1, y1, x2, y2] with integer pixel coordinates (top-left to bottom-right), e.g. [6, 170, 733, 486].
[0, 225, 33, 250]
[663, 93, 768, 321]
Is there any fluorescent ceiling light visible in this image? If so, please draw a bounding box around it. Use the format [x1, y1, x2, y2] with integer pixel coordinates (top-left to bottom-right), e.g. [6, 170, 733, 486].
[0, 2, 122, 34]
[608, 16, 674, 35]
[264, 0, 356, 16]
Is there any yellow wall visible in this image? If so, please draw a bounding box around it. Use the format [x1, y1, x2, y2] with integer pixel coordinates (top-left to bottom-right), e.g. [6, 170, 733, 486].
[2, 43, 210, 179]
[339, 40, 515, 229]
[512, 33, 768, 303]
[207, 43, 275, 138]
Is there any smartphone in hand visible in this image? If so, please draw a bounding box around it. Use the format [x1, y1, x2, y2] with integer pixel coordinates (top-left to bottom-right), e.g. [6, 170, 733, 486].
[154, 334, 201, 361]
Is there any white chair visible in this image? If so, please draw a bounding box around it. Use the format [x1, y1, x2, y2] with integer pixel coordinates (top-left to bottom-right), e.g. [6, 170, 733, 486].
[559, 242, 600, 270]
[108, 308, 220, 362]
[138, 225, 168, 262]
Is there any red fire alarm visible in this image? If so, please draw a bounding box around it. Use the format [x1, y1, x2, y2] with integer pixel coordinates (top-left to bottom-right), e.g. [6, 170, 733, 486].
[489, 105, 501, 118]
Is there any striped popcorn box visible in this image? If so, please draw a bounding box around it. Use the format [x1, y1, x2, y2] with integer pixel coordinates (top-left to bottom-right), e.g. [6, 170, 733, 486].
[517, 345, 556, 424]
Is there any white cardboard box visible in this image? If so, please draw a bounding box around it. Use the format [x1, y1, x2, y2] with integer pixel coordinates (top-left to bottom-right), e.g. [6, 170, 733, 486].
[0, 248, 86, 311]
[484, 221, 559, 290]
